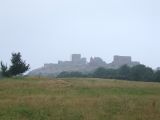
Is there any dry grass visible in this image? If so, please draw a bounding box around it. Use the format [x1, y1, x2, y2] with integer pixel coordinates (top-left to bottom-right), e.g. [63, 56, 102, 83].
[0, 77, 160, 120]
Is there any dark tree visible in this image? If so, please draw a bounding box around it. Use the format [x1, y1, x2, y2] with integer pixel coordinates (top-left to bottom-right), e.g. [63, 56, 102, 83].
[92, 67, 117, 79]
[129, 65, 154, 81]
[154, 70, 160, 82]
[93, 67, 107, 78]
[9, 52, 30, 76]
[117, 65, 131, 80]
[0, 52, 30, 77]
[0, 62, 10, 77]
[0, 71, 1, 78]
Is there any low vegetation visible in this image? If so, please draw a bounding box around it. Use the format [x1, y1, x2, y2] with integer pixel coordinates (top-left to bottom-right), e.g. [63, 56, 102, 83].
[0, 77, 160, 120]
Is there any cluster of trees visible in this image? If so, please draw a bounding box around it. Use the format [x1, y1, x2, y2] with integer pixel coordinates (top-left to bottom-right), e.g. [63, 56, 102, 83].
[57, 65, 160, 82]
[93, 65, 160, 82]
[0, 52, 30, 77]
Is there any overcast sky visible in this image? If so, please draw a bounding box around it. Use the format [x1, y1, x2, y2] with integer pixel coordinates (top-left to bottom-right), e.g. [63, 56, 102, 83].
[0, 0, 160, 70]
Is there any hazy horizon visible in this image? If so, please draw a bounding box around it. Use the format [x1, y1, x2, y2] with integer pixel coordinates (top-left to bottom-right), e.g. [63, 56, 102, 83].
[0, 0, 160, 70]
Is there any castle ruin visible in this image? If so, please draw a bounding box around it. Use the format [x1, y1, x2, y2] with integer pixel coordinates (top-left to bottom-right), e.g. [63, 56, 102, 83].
[28, 54, 140, 77]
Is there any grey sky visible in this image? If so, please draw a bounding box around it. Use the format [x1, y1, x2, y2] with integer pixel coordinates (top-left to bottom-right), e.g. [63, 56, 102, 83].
[0, 0, 160, 70]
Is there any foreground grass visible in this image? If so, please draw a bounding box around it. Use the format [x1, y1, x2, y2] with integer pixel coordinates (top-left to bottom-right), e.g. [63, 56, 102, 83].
[0, 77, 160, 120]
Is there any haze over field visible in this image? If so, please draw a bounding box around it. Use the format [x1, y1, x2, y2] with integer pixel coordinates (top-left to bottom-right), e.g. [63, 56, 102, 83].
[0, 0, 160, 70]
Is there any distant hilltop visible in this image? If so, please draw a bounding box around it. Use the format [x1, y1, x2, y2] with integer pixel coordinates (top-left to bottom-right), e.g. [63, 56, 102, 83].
[28, 54, 140, 77]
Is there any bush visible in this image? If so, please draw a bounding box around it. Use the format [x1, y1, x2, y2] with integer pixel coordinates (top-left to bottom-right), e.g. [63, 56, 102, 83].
[57, 71, 86, 78]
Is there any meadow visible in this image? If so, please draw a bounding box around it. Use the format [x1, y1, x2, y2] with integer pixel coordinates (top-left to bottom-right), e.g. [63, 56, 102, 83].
[0, 77, 160, 120]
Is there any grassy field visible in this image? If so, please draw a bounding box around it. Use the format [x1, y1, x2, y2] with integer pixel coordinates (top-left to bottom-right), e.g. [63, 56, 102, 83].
[0, 77, 160, 120]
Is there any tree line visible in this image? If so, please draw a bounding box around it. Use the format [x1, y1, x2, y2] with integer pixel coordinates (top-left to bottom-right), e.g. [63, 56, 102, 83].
[57, 65, 160, 82]
[1, 52, 160, 82]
